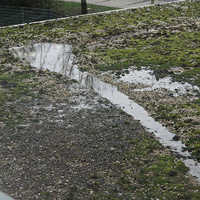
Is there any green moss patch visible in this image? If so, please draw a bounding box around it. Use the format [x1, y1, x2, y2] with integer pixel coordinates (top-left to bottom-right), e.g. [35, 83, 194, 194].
[94, 135, 200, 200]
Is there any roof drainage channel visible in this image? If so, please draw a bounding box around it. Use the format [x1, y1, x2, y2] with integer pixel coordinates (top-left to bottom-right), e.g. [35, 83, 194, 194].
[11, 42, 200, 182]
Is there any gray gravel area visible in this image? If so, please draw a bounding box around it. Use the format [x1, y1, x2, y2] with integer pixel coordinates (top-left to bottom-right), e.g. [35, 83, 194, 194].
[0, 77, 145, 199]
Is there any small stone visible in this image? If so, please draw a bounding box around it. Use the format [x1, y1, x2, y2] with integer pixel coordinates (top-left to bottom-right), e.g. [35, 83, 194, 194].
[172, 135, 180, 141]
[110, 147, 115, 151]
[90, 190, 94, 195]
[0, 122, 5, 128]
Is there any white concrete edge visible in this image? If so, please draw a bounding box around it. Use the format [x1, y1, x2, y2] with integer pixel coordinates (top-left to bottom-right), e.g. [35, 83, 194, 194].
[0, 0, 185, 29]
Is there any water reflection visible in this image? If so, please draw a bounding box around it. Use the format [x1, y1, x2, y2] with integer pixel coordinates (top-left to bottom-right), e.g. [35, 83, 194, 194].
[12, 43, 200, 181]
[12, 43, 73, 75]
[12, 43, 95, 89]
[118, 68, 199, 96]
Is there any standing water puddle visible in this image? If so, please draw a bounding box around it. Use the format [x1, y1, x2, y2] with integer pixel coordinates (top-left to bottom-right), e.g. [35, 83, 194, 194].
[116, 68, 199, 96]
[11, 43, 200, 181]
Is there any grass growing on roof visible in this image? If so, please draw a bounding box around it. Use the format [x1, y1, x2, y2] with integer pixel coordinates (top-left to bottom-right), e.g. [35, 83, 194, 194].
[1, 2, 200, 195]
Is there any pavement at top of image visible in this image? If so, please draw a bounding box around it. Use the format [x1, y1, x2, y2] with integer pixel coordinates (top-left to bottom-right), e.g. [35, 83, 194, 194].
[63, 0, 180, 9]
[63, 0, 152, 8]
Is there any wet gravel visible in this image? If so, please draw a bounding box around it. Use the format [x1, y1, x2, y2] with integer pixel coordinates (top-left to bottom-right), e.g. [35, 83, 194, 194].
[0, 80, 145, 200]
